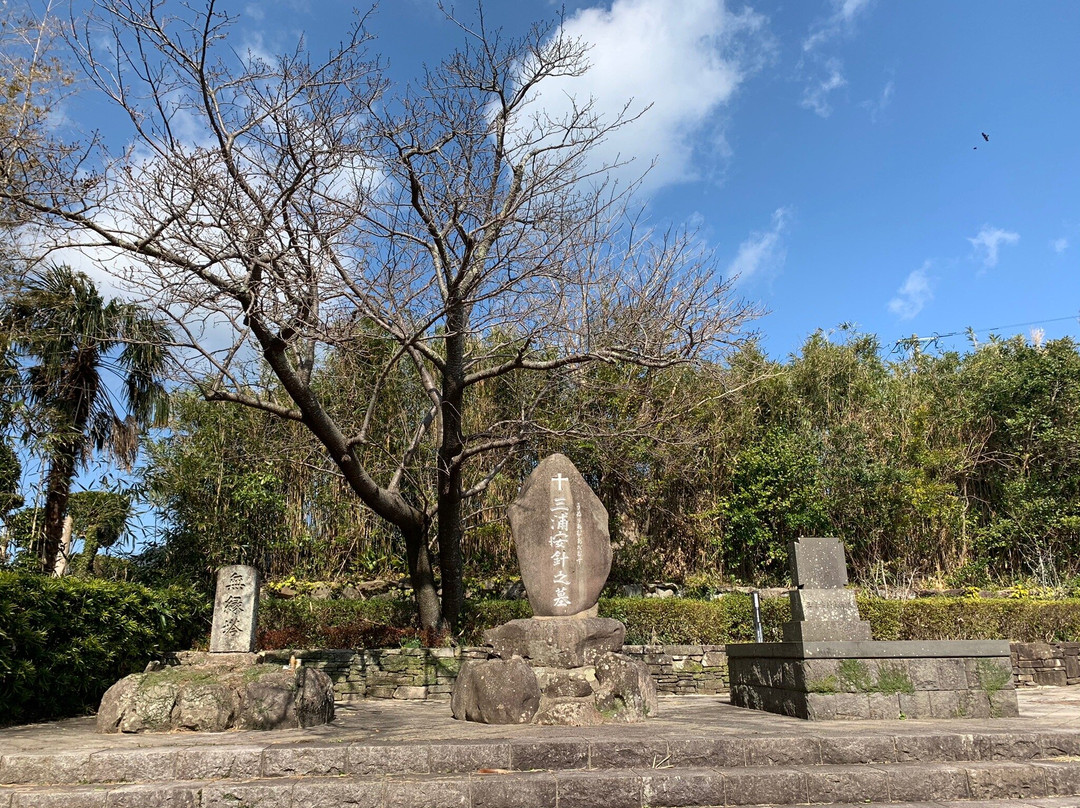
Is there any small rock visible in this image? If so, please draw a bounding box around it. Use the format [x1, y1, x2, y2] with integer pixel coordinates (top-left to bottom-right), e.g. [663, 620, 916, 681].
[533, 698, 605, 726]
[310, 584, 334, 600]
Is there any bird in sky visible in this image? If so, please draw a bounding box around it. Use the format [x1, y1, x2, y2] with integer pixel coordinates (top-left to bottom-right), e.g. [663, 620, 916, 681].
[982, 132, 990, 141]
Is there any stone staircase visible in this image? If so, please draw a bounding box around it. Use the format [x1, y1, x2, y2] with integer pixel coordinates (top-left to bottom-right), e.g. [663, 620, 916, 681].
[5, 725, 1080, 806]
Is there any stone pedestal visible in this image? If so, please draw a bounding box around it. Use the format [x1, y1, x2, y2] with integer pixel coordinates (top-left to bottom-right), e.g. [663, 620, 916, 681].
[728, 640, 1019, 720]
[451, 617, 657, 726]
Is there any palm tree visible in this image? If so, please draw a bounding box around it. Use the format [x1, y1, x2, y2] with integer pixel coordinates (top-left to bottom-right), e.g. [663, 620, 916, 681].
[0, 265, 170, 573]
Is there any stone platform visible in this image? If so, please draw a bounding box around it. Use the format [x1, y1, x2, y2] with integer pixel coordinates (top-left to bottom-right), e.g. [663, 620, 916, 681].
[729, 640, 1018, 720]
[4, 690, 1080, 806]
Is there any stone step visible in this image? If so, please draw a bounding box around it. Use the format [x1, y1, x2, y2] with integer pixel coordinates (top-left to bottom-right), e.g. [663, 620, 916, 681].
[4, 729, 1080, 787]
[5, 760, 1080, 807]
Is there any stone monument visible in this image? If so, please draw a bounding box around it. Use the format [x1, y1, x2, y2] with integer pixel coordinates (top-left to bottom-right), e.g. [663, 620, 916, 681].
[96, 564, 334, 733]
[210, 564, 259, 653]
[782, 538, 871, 642]
[451, 454, 657, 725]
[728, 537, 1019, 720]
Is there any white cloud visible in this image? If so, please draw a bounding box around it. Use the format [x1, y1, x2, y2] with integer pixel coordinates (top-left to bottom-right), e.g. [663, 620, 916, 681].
[1051, 237, 1069, 254]
[803, 0, 874, 51]
[888, 261, 933, 320]
[800, 58, 846, 118]
[799, 0, 873, 117]
[727, 207, 790, 282]
[968, 225, 1020, 268]
[530, 0, 772, 191]
[862, 79, 893, 122]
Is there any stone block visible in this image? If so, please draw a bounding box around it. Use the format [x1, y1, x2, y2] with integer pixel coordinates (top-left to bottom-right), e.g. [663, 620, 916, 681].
[642, 769, 725, 807]
[555, 770, 641, 808]
[12, 788, 108, 808]
[429, 742, 511, 774]
[929, 689, 963, 718]
[471, 772, 557, 808]
[209, 565, 259, 653]
[964, 761, 1049, 800]
[175, 745, 263, 780]
[86, 749, 177, 784]
[789, 537, 849, 588]
[262, 745, 346, 777]
[832, 692, 871, 719]
[898, 690, 933, 719]
[885, 762, 970, 802]
[0, 752, 92, 786]
[804, 766, 890, 804]
[1037, 669, 1069, 686]
[348, 744, 430, 776]
[589, 739, 670, 768]
[782, 618, 872, 642]
[291, 779, 386, 808]
[510, 741, 589, 771]
[805, 692, 836, 720]
[721, 767, 807, 806]
[745, 736, 820, 766]
[820, 735, 896, 764]
[1035, 760, 1080, 795]
[666, 737, 745, 768]
[533, 698, 604, 726]
[202, 783, 292, 808]
[385, 777, 470, 808]
[868, 691, 902, 719]
[393, 685, 429, 699]
[101, 784, 200, 808]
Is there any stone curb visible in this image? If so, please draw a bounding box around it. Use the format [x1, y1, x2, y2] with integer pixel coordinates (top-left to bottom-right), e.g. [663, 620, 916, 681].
[5, 729, 1080, 786]
[5, 760, 1080, 807]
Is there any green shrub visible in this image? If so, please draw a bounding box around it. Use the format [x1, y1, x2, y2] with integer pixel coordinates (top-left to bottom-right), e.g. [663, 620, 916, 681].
[253, 593, 1080, 655]
[0, 572, 208, 724]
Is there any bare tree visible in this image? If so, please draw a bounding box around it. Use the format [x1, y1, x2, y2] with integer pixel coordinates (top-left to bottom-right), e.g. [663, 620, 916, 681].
[1, 0, 757, 630]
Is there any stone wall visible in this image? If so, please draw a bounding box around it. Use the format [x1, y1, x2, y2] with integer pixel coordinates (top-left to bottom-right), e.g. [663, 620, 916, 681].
[262, 641, 1079, 703]
[262, 644, 728, 702]
[1012, 642, 1080, 687]
[727, 640, 1019, 721]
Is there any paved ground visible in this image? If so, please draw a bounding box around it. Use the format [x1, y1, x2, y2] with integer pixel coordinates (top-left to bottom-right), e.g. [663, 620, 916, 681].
[3, 688, 1080, 756]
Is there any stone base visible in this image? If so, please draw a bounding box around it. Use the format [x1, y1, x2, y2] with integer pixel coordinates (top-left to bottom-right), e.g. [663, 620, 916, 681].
[452, 619, 657, 725]
[96, 662, 335, 733]
[728, 640, 1019, 720]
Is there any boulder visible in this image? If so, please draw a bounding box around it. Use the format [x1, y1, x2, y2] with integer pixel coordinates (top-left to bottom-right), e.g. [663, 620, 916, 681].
[594, 652, 658, 722]
[96, 664, 334, 733]
[484, 617, 625, 668]
[508, 454, 611, 617]
[450, 658, 540, 724]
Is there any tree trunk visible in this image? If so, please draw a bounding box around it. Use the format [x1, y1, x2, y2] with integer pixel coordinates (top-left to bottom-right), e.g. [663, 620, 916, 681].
[403, 522, 441, 630]
[436, 310, 467, 632]
[53, 515, 74, 577]
[40, 446, 78, 575]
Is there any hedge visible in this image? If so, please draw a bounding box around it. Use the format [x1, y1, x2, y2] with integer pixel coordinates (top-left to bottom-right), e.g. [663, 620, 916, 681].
[259, 594, 1080, 649]
[0, 572, 209, 724]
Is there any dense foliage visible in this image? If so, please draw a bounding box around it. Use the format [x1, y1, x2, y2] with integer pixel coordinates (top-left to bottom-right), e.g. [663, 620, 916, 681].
[0, 572, 208, 724]
[141, 331, 1080, 591]
[258, 594, 1080, 648]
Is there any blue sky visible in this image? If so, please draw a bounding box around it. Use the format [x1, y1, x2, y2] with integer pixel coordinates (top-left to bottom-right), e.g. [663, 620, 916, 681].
[60, 0, 1080, 359]
[358, 0, 1079, 358]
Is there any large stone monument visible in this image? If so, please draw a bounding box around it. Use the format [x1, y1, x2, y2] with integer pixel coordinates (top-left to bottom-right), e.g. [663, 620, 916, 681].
[728, 537, 1019, 720]
[210, 564, 259, 653]
[451, 454, 657, 725]
[96, 564, 334, 733]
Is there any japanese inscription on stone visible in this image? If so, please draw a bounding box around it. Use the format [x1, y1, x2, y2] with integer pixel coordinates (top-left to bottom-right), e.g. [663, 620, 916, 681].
[210, 565, 259, 652]
[508, 454, 611, 617]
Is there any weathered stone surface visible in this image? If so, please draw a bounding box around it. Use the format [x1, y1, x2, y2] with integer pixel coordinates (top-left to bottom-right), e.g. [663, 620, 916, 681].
[533, 698, 605, 726]
[790, 537, 849, 589]
[484, 617, 624, 668]
[594, 653, 658, 721]
[782, 618, 873, 642]
[507, 454, 611, 617]
[790, 588, 863, 622]
[535, 667, 596, 698]
[450, 658, 540, 724]
[96, 664, 333, 733]
[210, 565, 259, 653]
